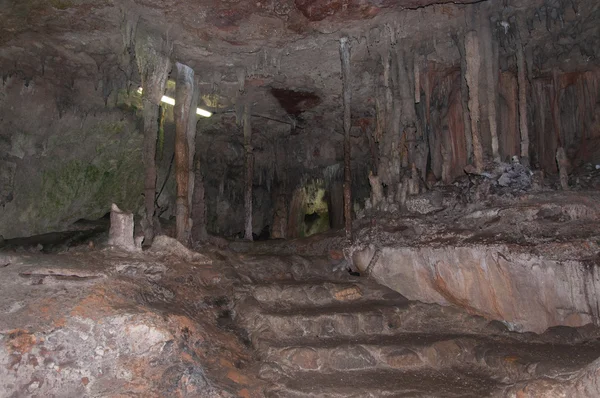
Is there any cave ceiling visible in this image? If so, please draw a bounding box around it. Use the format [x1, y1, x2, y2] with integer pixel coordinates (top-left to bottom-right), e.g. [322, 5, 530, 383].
[1, 0, 598, 129]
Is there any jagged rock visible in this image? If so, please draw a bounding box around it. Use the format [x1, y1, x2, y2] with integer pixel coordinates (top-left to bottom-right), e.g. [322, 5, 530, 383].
[404, 190, 444, 214]
[0, 250, 260, 397]
[149, 235, 212, 264]
[497, 162, 532, 190]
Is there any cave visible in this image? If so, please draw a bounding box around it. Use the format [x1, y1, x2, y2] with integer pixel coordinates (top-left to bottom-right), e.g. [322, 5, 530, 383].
[1, 0, 600, 396]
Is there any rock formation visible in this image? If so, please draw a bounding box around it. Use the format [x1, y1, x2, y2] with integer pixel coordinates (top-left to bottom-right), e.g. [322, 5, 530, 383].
[1, 0, 600, 395]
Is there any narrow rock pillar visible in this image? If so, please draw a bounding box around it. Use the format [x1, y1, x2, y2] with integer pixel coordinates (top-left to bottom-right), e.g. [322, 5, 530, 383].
[465, 31, 484, 172]
[340, 37, 352, 240]
[516, 23, 530, 165]
[243, 102, 254, 241]
[481, 13, 500, 162]
[174, 63, 195, 244]
[135, 27, 172, 245]
[556, 147, 569, 190]
[187, 84, 202, 241]
[141, 101, 160, 244]
[453, 34, 473, 164]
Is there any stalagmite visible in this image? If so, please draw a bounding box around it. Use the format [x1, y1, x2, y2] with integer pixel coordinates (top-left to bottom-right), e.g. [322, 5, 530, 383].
[516, 22, 530, 166]
[408, 163, 420, 195]
[556, 147, 569, 190]
[441, 144, 451, 184]
[134, 27, 172, 245]
[464, 31, 484, 172]
[453, 34, 473, 164]
[243, 102, 254, 241]
[174, 63, 195, 244]
[340, 37, 352, 240]
[271, 186, 288, 239]
[108, 204, 139, 252]
[368, 172, 384, 209]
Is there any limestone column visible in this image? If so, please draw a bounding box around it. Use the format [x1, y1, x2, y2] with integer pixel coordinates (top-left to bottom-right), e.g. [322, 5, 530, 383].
[452, 33, 474, 164]
[174, 63, 195, 244]
[516, 20, 530, 165]
[464, 31, 485, 172]
[339, 37, 352, 240]
[134, 26, 172, 245]
[243, 102, 254, 241]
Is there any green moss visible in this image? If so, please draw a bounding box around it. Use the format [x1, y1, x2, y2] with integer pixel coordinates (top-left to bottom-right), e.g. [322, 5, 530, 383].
[38, 147, 143, 224]
[302, 181, 330, 237]
[116, 88, 143, 112]
[49, 0, 73, 10]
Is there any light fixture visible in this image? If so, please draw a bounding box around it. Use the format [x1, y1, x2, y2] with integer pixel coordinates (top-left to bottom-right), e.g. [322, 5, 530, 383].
[160, 95, 176, 106]
[137, 87, 212, 118]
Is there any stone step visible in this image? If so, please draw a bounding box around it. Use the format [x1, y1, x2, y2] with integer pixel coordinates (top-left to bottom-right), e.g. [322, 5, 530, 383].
[251, 280, 405, 308]
[244, 301, 497, 341]
[229, 254, 355, 284]
[256, 335, 600, 383]
[263, 369, 499, 398]
[258, 334, 476, 375]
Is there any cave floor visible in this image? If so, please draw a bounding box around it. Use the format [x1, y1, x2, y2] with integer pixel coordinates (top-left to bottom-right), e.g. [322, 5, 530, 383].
[2, 215, 600, 398]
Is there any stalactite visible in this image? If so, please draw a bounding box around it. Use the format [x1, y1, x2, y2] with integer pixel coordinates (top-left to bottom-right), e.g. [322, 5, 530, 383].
[340, 37, 352, 240]
[374, 93, 384, 143]
[425, 66, 432, 128]
[516, 21, 530, 166]
[551, 68, 562, 148]
[498, 72, 519, 160]
[396, 45, 417, 165]
[452, 33, 473, 164]
[481, 13, 500, 162]
[243, 102, 254, 241]
[464, 31, 484, 172]
[414, 56, 421, 104]
[446, 76, 467, 180]
[382, 50, 393, 126]
[174, 63, 195, 245]
[287, 187, 305, 239]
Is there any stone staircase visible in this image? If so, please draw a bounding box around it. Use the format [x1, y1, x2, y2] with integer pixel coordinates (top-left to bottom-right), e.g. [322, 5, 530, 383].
[230, 254, 600, 397]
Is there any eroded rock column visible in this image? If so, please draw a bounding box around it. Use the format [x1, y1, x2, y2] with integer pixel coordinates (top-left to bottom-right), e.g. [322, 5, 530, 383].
[516, 19, 530, 165]
[243, 102, 254, 241]
[340, 37, 352, 239]
[464, 31, 485, 172]
[174, 63, 195, 244]
[135, 27, 172, 245]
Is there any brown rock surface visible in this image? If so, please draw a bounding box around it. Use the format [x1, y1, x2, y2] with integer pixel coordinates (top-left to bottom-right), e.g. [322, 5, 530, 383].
[0, 247, 264, 397]
[352, 191, 600, 333]
[4, 229, 600, 396]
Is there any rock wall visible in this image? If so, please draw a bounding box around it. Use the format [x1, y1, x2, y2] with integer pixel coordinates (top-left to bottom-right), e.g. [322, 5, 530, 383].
[355, 243, 600, 334]
[352, 193, 600, 333]
[0, 76, 144, 239]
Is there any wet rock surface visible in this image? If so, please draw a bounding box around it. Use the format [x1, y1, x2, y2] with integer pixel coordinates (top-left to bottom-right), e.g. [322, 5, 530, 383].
[350, 190, 600, 333]
[0, 243, 265, 397]
[230, 249, 600, 397]
[0, 224, 600, 397]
